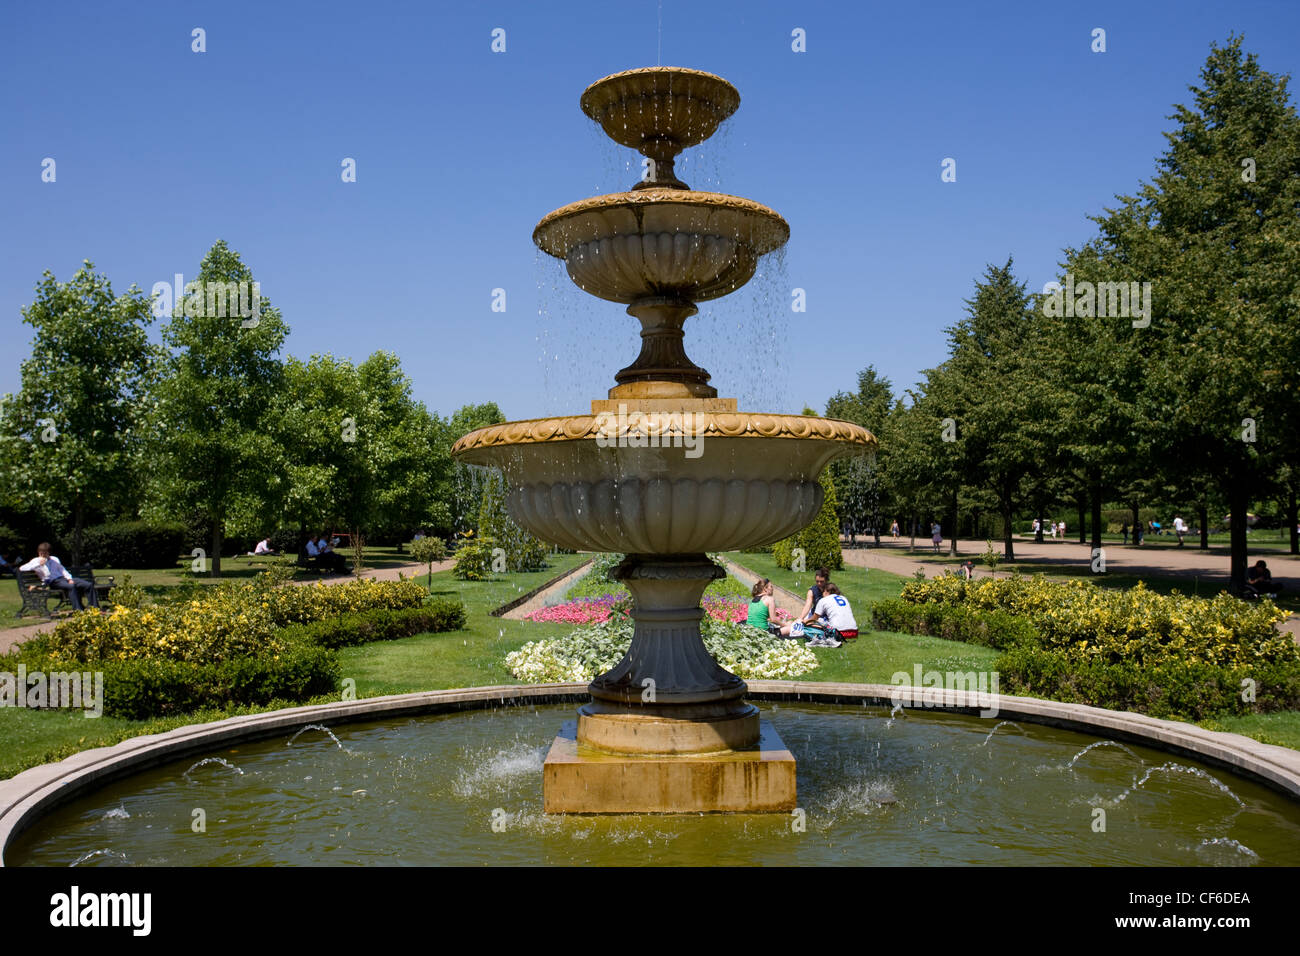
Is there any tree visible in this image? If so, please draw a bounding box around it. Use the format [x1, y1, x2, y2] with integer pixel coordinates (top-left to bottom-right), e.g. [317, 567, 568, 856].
[272, 352, 449, 552]
[147, 241, 287, 576]
[1095, 37, 1300, 589]
[445, 402, 507, 533]
[826, 366, 895, 544]
[0, 262, 159, 563]
[476, 469, 548, 571]
[773, 469, 843, 571]
[938, 259, 1054, 560]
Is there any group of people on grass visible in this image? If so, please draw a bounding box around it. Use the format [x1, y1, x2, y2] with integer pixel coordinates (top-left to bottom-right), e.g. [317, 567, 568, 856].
[747, 567, 858, 648]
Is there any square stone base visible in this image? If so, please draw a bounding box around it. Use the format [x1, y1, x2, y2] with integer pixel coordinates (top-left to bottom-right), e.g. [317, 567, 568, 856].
[543, 719, 795, 813]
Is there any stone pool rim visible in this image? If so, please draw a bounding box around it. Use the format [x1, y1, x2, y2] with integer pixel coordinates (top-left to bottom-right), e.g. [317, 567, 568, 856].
[4, 680, 1300, 865]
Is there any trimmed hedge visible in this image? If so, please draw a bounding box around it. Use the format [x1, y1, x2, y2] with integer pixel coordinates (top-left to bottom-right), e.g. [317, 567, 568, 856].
[6, 641, 340, 721]
[995, 649, 1300, 721]
[81, 521, 186, 568]
[281, 600, 467, 650]
[871, 599, 1036, 650]
[889, 573, 1300, 720]
[7, 597, 465, 720]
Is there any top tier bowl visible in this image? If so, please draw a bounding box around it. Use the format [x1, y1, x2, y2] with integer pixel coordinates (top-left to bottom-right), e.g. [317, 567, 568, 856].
[581, 67, 740, 184]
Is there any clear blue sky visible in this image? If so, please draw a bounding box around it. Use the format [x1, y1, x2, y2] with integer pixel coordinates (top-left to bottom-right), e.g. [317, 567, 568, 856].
[3, 0, 1298, 423]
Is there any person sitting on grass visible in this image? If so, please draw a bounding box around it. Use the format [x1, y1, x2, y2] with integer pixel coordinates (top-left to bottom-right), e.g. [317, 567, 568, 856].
[808, 582, 858, 646]
[250, 537, 280, 557]
[796, 567, 830, 624]
[1247, 560, 1276, 597]
[746, 579, 783, 636]
[19, 542, 99, 611]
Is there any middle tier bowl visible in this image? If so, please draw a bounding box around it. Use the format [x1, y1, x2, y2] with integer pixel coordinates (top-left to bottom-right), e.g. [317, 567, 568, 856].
[533, 190, 790, 304]
[452, 412, 875, 553]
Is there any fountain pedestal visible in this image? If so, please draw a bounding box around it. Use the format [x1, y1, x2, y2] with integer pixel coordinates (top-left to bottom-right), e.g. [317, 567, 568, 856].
[543, 720, 796, 814]
[543, 553, 796, 812]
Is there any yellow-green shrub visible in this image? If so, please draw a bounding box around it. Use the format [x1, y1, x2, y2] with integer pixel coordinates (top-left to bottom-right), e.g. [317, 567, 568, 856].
[900, 575, 1292, 669]
[41, 574, 427, 664]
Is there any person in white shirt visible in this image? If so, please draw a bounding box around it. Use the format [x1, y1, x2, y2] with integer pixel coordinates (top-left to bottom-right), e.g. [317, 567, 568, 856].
[1173, 516, 1186, 546]
[809, 583, 858, 646]
[20, 542, 99, 611]
[308, 533, 348, 574]
[252, 537, 279, 556]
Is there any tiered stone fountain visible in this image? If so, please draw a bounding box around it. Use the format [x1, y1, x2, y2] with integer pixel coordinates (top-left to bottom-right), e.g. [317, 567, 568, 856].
[452, 67, 875, 812]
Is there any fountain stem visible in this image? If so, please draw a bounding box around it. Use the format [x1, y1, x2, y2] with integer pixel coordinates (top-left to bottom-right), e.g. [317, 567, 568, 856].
[611, 298, 715, 399]
[579, 554, 760, 755]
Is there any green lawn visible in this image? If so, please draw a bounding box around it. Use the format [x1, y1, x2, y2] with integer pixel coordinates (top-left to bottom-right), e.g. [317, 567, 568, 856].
[1201, 712, 1300, 751]
[724, 550, 907, 608]
[342, 553, 590, 695]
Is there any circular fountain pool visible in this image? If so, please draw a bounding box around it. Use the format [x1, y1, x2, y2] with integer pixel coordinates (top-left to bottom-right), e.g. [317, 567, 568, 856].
[9, 702, 1300, 866]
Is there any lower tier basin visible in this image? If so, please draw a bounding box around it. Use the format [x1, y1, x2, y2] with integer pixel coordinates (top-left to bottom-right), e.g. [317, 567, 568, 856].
[8, 702, 1300, 866]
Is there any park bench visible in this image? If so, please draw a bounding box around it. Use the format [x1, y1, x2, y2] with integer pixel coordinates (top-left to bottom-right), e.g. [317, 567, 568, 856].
[14, 565, 112, 619]
[295, 547, 325, 575]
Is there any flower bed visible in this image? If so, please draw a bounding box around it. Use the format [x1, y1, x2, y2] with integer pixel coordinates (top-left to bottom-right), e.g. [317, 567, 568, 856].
[506, 616, 818, 683]
[525, 596, 623, 625]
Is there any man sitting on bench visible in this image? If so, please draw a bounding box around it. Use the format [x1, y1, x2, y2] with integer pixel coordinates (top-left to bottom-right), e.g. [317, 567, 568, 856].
[306, 533, 349, 575]
[20, 542, 99, 611]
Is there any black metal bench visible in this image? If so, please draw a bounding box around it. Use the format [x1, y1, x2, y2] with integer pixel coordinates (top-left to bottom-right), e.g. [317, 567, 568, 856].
[14, 565, 111, 618]
[296, 548, 324, 575]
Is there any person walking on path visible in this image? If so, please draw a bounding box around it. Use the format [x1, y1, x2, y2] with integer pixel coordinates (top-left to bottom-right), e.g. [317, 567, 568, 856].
[931, 522, 943, 553]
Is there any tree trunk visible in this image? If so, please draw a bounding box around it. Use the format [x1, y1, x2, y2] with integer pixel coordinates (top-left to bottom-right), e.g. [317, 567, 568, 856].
[1198, 502, 1209, 550]
[351, 527, 364, 576]
[1288, 487, 1298, 556]
[909, 512, 916, 551]
[1076, 494, 1086, 544]
[1227, 478, 1247, 593]
[1090, 473, 1103, 552]
[210, 519, 223, 578]
[948, 489, 958, 555]
[72, 495, 85, 567]
[1131, 501, 1140, 545]
[1001, 495, 1015, 561]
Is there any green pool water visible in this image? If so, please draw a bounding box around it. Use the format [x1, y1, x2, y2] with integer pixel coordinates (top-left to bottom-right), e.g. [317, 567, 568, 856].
[10, 702, 1300, 866]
